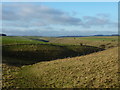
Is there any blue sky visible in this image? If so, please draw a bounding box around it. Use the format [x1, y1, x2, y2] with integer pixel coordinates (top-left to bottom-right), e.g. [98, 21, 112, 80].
[2, 2, 118, 36]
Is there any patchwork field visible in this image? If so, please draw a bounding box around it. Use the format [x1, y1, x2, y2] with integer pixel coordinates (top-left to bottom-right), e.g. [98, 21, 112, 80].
[1, 36, 119, 88]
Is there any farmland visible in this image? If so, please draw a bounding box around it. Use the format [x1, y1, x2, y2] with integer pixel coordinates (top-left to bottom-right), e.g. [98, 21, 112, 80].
[1, 36, 119, 88]
[46, 36, 118, 49]
[2, 36, 47, 45]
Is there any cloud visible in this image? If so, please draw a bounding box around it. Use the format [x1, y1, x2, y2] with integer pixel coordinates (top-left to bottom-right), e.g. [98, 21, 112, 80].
[2, 3, 117, 36]
[83, 16, 109, 25]
[2, 3, 82, 26]
[3, 27, 117, 36]
[2, 3, 117, 28]
[82, 14, 117, 28]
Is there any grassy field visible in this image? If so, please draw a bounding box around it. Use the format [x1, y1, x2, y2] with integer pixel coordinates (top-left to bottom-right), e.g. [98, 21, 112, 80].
[1, 36, 47, 45]
[1, 36, 118, 48]
[47, 36, 118, 49]
[2, 42, 103, 66]
[2, 36, 119, 88]
[2, 47, 119, 88]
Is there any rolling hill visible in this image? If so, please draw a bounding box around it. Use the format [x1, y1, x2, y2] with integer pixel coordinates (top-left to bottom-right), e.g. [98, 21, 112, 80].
[2, 36, 119, 88]
[4, 47, 118, 88]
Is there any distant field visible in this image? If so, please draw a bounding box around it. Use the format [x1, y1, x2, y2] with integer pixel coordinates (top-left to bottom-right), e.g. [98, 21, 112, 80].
[1, 36, 118, 47]
[2, 36, 47, 45]
[47, 36, 118, 49]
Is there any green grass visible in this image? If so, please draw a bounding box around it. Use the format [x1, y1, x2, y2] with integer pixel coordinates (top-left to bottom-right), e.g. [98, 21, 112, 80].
[78, 36, 118, 41]
[2, 36, 118, 48]
[2, 36, 47, 45]
[2, 47, 119, 88]
[2, 36, 105, 66]
[2, 36, 119, 88]
[2, 44, 104, 66]
[48, 36, 118, 49]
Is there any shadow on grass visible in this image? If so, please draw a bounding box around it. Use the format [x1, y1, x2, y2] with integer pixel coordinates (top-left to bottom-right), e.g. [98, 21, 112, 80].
[2, 44, 104, 66]
[29, 38, 49, 42]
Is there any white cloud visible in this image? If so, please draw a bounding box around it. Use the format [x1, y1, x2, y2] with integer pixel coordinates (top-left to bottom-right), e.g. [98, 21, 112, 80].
[2, 3, 118, 36]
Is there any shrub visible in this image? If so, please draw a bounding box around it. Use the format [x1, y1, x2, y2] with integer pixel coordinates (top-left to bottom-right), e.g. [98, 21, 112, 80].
[99, 44, 106, 49]
[108, 45, 114, 48]
[80, 43, 83, 46]
[106, 43, 111, 45]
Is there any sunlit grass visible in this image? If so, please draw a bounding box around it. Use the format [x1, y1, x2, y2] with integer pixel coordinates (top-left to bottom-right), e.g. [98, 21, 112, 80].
[2, 36, 119, 88]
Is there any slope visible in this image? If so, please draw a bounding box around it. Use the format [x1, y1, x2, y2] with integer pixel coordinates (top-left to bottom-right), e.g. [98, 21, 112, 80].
[10, 47, 119, 88]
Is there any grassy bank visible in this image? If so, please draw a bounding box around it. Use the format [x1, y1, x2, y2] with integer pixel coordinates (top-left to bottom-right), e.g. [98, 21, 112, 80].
[2, 47, 119, 88]
[2, 36, 119, 88]
[2, 44, 104, 66]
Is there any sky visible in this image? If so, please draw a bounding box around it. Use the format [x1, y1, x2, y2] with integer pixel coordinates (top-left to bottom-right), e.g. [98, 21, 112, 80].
[1, 2, 118, 36]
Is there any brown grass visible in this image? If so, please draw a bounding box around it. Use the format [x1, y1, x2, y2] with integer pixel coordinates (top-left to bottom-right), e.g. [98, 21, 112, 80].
[12, 47, 119, 88]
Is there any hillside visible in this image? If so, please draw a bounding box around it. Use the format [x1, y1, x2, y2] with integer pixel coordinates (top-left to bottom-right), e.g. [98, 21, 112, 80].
[5, 47, 119, 88]
[2, 44, 103, 66]
[46, 36, 118, 49]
